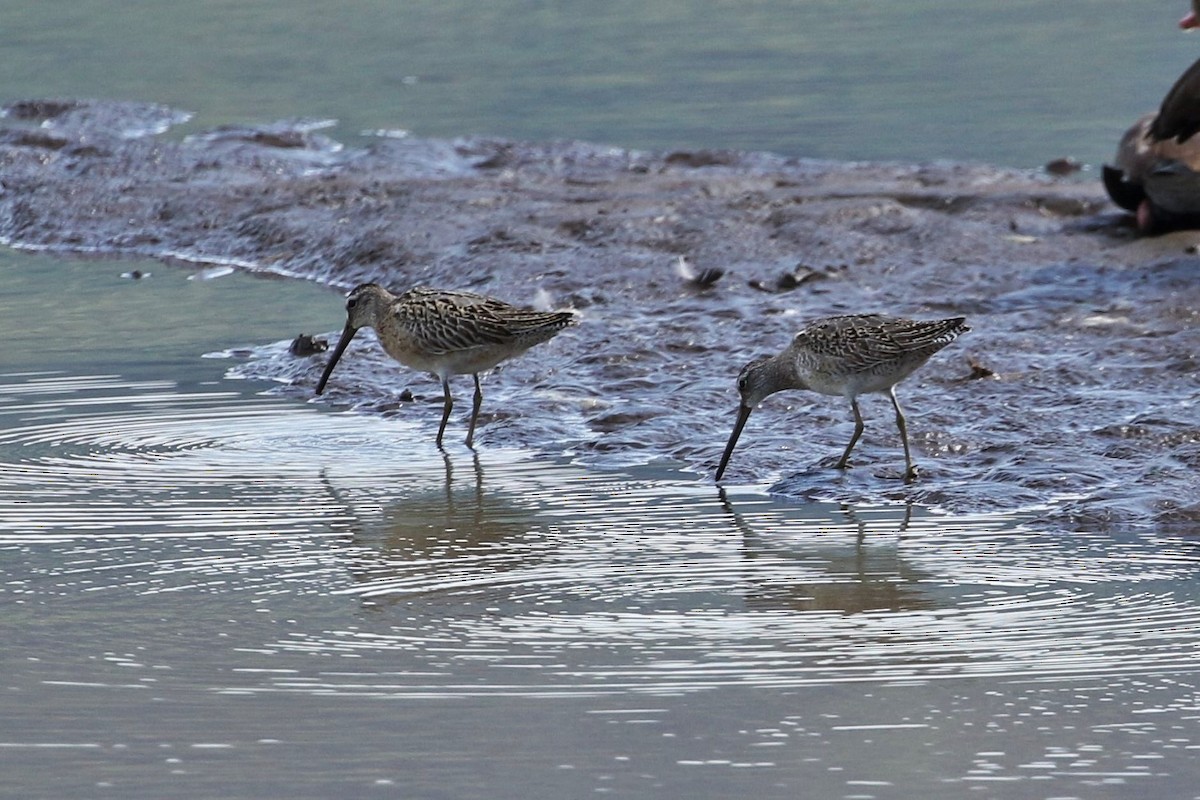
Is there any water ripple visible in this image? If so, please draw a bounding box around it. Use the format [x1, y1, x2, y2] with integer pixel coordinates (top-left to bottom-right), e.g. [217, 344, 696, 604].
[2, 372, 1200, 700]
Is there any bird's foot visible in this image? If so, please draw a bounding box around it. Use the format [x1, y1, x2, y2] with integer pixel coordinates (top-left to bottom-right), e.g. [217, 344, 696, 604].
[828, 456, 852, 471]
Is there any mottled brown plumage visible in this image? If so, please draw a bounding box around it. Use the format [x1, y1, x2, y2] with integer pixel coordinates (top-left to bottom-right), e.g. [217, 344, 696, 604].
[715, 314, 968, 482]
[316, 283, 576, 447]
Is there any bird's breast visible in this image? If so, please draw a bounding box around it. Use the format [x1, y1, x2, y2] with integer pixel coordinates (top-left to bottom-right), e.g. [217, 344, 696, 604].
[378, 333, 524, 378]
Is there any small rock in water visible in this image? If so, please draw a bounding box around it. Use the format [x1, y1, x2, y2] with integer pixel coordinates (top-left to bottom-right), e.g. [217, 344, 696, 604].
[776, 264, 826, 291]
[289, 333, 328, 357]
[120, 269, 149, 280]
[750, 263, 829, 293]
[964, 356, 997, 380]
[1044, 157, 1081, 176]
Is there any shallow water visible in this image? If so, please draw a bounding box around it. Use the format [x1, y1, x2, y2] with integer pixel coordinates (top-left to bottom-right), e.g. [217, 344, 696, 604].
[4, 251, 1200, 797]
[5, 2, 1200, 796]
[0, 0, 1195, 168]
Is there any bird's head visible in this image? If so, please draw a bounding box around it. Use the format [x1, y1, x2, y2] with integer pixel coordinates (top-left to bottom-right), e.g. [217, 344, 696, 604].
[314, 283, 392, 396]
[734, 355, 781, 410]
[342, 283, 391, 330]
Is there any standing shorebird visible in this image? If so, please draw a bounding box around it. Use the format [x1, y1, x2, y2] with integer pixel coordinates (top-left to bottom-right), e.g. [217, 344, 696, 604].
[315, 283, 576, 448]
[715, 314, 968, 482]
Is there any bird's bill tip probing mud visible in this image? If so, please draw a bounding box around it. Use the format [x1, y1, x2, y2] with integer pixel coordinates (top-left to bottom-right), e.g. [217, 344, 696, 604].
[714, 402, 753, 482]
[314, 321, 358, 396]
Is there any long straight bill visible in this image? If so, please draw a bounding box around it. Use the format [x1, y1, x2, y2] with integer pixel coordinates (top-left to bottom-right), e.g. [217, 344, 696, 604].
[315, 323, 358, 395]
[715, 404, 753, 481]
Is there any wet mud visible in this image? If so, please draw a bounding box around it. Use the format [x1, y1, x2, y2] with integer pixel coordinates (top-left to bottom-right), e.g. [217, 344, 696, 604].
[1, 99, 1197, 532]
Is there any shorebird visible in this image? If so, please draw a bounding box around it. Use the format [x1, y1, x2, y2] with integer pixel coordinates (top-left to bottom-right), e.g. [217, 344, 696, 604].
[715, 314, 969, 483]
[315, 283, 576, 448]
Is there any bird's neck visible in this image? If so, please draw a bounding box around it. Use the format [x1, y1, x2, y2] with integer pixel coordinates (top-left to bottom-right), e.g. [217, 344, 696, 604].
[763, 352, 809, 397]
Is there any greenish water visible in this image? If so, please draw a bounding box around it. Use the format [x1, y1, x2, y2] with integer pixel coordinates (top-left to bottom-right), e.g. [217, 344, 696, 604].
[6, 3, 1200, 798]
[0, 0, 1190, 166]
[0, 252, 341, 380]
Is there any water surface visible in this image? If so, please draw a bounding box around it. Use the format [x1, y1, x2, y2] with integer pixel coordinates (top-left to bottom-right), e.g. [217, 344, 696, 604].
[3, 251, 1200, 798]
[0, 1, 1193, 167]
[4, 2, 1200, 796]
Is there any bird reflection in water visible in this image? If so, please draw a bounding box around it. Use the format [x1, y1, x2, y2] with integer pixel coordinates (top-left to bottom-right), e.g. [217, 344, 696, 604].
[319, 453, 547, 606]
[717, 488, 934, 615]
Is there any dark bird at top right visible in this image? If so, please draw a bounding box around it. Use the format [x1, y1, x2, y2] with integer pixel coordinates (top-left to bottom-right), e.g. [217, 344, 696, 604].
[1103, 1, 1200, 234]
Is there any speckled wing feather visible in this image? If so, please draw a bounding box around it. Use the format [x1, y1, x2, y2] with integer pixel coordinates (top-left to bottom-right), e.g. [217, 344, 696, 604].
[795, 314, 968, 373]
[393, 287, 575, 355]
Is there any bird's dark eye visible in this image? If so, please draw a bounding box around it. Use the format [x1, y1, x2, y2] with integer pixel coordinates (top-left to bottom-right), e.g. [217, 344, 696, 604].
[737, 377, 748, 392]
[347, 297, 358, 309]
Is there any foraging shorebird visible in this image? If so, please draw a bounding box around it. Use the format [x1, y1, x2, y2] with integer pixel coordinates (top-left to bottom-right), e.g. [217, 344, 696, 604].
[715, 314, 968, 482]
[315, 283, 576, 448]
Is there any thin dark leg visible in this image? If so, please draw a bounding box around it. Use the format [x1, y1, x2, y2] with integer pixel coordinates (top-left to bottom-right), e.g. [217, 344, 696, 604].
[436, 378, 453, 449]
[465, 374, 483, 449]
[889, 387, 916, 481]
[837, 397, 865, 470]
